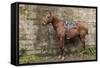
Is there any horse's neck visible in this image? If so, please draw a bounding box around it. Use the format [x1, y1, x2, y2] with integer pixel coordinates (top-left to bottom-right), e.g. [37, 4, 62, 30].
[51, 16, 60, 30]
[52, 16, 60, 24]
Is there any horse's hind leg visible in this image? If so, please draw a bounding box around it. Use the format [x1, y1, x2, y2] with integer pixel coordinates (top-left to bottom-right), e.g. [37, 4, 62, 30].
[79, 35, 85, 55]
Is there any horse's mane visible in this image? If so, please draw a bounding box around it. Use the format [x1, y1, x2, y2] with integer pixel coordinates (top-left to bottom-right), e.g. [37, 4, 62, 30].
[52, 15, 61, 23]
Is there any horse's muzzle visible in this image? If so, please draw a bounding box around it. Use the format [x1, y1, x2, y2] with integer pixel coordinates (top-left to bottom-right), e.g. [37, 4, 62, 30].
[42, 21, 46, 25]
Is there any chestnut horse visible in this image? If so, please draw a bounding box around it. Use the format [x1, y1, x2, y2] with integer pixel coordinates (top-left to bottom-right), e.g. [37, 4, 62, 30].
[42, 11, 88, 60]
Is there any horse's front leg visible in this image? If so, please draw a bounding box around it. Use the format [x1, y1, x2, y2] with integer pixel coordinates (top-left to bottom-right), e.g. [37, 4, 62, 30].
[58, 36, 65, 60]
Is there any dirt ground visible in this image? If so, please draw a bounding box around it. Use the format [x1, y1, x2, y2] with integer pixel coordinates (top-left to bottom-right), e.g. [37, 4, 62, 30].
[19, 47, 96, 64]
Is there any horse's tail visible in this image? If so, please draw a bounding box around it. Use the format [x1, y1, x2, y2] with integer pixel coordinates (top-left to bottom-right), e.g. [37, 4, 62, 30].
[85, 27, 88, 35]
[86, 29, 88, 34]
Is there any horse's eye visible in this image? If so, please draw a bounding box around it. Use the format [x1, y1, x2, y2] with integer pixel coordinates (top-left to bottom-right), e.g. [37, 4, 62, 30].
[48, 17, 50, 18]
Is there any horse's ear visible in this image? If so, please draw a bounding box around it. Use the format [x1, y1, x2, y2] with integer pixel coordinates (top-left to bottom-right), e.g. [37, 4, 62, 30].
[48, 11, 53, 16]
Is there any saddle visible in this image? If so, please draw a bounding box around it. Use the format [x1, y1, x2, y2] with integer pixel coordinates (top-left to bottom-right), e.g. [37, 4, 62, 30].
[64, 20, 77, 39]
[64, 20, 76, 29]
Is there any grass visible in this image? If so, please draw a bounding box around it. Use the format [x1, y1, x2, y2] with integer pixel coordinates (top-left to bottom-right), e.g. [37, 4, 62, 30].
[19, 54, 41, 64]
[19, 46, 96, 64]
[83, 47, 96, 60]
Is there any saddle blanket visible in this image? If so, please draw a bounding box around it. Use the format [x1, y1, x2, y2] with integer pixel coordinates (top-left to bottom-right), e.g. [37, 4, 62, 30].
[64, 20, 76, 29]
[64, 20, 77, 39]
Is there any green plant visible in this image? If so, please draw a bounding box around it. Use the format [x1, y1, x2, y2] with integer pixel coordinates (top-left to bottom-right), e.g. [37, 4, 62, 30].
[19, 48, 26, 56]
[19, 54, 40, 64]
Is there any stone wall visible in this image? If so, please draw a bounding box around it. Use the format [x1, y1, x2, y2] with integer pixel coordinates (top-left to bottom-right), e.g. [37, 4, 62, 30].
[19, 4, 96, 55]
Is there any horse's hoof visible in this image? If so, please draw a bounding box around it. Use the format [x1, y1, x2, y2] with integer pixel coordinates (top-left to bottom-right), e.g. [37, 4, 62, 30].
[58, 55, 62, 59]
[80, 52, 84, 58]
[80, 51, 84, 56]
[61, 56, 65, 60]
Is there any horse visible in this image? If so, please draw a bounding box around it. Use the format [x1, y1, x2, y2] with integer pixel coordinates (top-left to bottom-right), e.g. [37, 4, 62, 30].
[42, 11, 88, 60]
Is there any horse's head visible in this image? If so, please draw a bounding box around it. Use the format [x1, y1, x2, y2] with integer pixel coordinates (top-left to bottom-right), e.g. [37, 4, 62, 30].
[42, 11, 53, 25]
